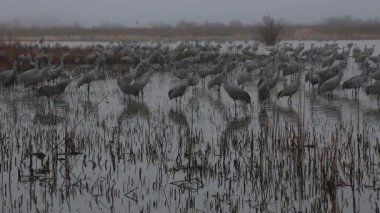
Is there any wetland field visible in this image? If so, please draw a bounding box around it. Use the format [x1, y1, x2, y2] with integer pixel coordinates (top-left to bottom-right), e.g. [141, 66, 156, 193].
[0, 40, 380, 212]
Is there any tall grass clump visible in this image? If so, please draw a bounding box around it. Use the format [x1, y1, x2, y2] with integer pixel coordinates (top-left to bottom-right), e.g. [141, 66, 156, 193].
[257, 15, 285, 45]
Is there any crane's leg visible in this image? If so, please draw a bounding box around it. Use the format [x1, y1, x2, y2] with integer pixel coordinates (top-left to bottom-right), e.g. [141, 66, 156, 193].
[87, 84, 90, 97]
[234, 100, 237, 116]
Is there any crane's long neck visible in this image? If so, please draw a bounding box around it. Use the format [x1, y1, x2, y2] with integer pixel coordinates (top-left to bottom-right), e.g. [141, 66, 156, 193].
[96, 62, 100, 72]
[60, 59, 64, 67]
[12, 64, 18, 76]
[338, 68, 344, 80]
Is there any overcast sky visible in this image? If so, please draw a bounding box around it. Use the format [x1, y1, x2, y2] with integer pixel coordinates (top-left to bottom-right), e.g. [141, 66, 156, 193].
[1, 0, 379, 27]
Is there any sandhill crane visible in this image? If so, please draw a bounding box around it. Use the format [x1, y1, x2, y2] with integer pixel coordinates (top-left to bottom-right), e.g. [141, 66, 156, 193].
[305, 67, 320, 88]
[207, 72, 225, 91]
[24, 63, 50, 87]
[322, 53, 337, 68]
[17, 60, 39, 83]
[77, 58, 101, 96]
[47, 58, 65, 81]
[37, 79, 71, 98]
[130, 70, 154, 98]
[245, 60, 259, 78]
[317, 61, 346, 86]
[168, 78, 189, 104]
[188, 71, 200, 91]
[173, 68, 188, 80]
[117, 78, 139, 102]
[367, 63, 380, 82]
[293, 43, 304, 56]
[19, 53, 31, 67]
[318, 66, 344, 98]
[237, 68, 249, 88]
[208, 60, 225, 75]
[223, 77, 252, 111]
[257, 79, 270, 103]
[260, 66, 279, 90]
[0, 61, 18, 87]
[257, 68, 279, 103]
[277, 72, 301, 103]
[364, 45, 375, 56]
[365, 81, 380, 103]
[342, 69, 368, 96]
[120, 69, 137, 84]
[224, 60, 237, 74]
[198, 67, 212, 86]
[278, 61, 302, 77]
[119, 59, 145, 84]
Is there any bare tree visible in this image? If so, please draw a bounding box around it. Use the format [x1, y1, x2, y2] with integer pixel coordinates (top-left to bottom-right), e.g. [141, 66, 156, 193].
[257, 16, 285, 45]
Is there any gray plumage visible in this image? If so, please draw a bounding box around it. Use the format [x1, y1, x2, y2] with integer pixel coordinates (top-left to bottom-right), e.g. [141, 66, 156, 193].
[198, 68, 212, 79]
[119, 60, 145, 84]
[278, 62, 302, 77]
[207, 72, 225, 90]
[245, 60, 259, 74]
[77, 60, 100, 88]
[369, 70, 380, 81]
[223, 78, 251, 105]
[365, 81, 380, 102]
[0, 61, 18, 87]
[365, 81, 380, 96]
[120, 70, 136, 84]
[47, 59, 64, 81]
[188, 71, 200, 87]
[318, 67, 344, 94]
[237, 69, 249, 88]
[24, 65, 49, 87]
[277, 73, 301, 101]
[168, 78, 189, 100]
[368, 63, 380, 81]
[261, 68, 279, 90]
[305, 68, 320, 88]
[17, 60, 39, 83]
[117, 78, 139, 97]
[173, 68, 187, 80]
[257, 79, 270, 102]
[37, 79, 71, 98]
[130, 70, 154, 95]
[342, 71, 368, 90]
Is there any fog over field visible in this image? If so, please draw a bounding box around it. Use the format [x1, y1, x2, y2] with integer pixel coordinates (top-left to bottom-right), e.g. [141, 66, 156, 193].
[1, 0, 379, 27]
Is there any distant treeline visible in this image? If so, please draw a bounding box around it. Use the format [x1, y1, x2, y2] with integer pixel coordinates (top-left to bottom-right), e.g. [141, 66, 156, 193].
[1, 16, 380, 41]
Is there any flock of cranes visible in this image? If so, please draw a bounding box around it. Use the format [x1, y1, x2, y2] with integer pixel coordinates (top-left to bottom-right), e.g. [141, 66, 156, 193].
[0, 40, 379, 113]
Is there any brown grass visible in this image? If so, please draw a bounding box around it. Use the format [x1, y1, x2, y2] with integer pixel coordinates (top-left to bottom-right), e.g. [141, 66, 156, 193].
[1, 22, 380, 44]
